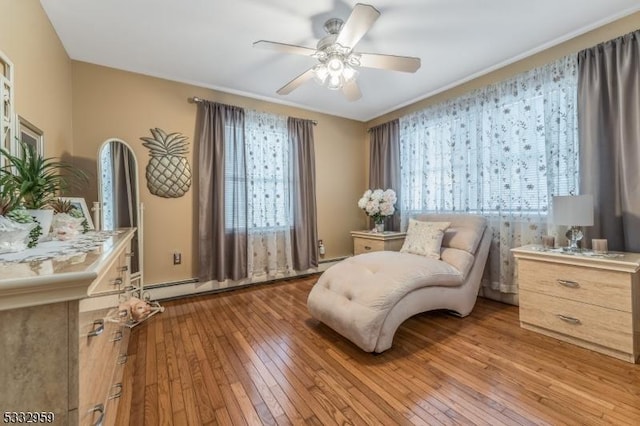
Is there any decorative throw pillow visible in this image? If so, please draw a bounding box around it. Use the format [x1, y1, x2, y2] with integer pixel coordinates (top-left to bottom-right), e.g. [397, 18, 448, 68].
[400, 219, 450, 259]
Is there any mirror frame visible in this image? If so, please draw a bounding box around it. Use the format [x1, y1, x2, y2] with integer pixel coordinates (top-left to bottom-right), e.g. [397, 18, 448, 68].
[97, 138, 144, 286]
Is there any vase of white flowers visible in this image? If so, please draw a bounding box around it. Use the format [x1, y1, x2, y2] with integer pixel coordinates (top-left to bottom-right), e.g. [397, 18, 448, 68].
[357, 188, 397, 232]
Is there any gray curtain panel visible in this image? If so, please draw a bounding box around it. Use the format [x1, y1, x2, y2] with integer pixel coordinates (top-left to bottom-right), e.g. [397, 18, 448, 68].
[369, 119, 401, 231]
[197, 101, 248, 282]
[578, 30, 640, 251]
[287, 118, 318, 270]
[110, 142, 139, 273]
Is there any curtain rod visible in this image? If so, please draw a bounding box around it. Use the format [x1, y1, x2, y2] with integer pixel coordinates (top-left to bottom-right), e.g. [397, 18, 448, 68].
[189, 96, 317, 125]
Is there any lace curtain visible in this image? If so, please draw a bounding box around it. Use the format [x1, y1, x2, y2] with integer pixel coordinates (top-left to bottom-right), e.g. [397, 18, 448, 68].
[245, 109, 293, 277]
[399, 55, 579, 294]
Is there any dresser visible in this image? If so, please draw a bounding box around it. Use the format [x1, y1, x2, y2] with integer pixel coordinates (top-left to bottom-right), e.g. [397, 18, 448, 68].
[512, 245, 640, 363]
[0, 229, 136, 425]
[350, 230, 406, 255]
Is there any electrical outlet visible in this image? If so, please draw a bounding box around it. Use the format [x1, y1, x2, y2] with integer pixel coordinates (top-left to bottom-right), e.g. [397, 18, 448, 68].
[173, 252, 182, 265]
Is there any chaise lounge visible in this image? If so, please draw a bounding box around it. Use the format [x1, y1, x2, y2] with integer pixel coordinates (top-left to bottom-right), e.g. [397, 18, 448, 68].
[307, 214, 491, 352]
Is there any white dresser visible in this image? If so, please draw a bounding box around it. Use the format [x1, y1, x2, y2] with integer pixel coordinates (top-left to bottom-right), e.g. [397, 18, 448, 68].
[0, 229, 136, 425]
[512, 245, 640, 363]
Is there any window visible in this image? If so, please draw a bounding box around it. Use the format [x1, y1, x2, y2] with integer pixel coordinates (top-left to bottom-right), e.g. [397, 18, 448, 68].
[224, 110, 291, 231]
[100, 143, 114, 230]
[0, 50, 14, 164]
[399, 55, 578, 221]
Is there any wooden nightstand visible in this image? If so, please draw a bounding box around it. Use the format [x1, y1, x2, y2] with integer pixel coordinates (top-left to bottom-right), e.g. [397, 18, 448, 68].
[350, 230, 406, 255]
[512, 245, 640, 363]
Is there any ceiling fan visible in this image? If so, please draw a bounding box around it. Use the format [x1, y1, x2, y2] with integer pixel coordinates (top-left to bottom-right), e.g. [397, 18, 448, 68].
[253, 3, 421, 101]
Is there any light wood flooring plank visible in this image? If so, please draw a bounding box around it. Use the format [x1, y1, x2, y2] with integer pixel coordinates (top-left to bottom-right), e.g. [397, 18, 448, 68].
[119, 275, 640, 425]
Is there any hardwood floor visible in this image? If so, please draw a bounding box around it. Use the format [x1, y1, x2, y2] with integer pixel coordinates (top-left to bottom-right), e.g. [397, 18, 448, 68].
[118, 275, 640, 425]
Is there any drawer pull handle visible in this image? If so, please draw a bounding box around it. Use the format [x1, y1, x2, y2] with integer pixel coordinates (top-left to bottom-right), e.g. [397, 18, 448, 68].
[109, 383, 123, 400]
[111, 330, 123, 342]
[89, 404, 104, 426]
[88, 319, 104, 337]
[556, 314, 581, 325]
[557, 279, 580, 288]
[364, 246, 372, 250]
[117, 353, 128, 365]
[111, 277, 123, 286]
[118, 266, 129, 272]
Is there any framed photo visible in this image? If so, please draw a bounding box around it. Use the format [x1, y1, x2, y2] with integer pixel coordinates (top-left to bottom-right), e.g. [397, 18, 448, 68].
[60, 197, 94, 230]
[16, 115, 43, 156]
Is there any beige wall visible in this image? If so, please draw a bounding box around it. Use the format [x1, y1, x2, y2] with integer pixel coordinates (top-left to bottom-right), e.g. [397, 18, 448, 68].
[71, 62, 366, 285]
[0, 0, 73, 157]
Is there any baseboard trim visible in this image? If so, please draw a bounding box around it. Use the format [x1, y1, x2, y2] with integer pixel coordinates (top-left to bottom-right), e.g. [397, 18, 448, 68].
[143, 258, 344, 302]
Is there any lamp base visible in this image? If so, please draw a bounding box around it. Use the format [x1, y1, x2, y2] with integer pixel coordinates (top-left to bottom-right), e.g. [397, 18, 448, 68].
[564, 226, 584, 252]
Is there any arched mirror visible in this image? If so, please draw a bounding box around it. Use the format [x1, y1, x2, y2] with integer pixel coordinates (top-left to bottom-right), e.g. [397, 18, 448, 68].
[98, 139, 143, 285]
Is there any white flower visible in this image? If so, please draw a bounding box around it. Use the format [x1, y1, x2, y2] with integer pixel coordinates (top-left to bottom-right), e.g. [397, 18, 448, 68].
[358, 188, 397, 219]
[379, 202, 395, 216]
[371, 189, 384, 201]
[365, 200, 380, 215]
[383, 189, 397, 204]
[357, 196, 368, 209]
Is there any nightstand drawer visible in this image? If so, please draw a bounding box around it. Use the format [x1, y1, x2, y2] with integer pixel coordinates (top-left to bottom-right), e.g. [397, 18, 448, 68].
[353, 238, 385, 255]
[518, 259, 632, 312]
[520, 290, 634, 353]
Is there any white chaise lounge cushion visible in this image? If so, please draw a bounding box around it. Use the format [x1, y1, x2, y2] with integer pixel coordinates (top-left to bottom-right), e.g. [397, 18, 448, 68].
[307, 251, 463, 352]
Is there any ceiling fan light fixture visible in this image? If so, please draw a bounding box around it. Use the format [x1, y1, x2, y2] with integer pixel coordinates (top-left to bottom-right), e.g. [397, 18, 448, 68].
[327, 75, 342, 90]
[327, 55, 345, 77]
[313, 58, 358, 90]
[342, 64, 358, 83]
[313, 63, 329, 84]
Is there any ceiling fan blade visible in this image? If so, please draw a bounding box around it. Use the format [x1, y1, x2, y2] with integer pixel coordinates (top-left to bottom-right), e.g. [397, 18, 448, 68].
[336, 3, 380, 49]
[277, 68, 316, 95]
[253, 40, 316, 57]
[342, 80, 362, 102]
[358, 52, 421, 73]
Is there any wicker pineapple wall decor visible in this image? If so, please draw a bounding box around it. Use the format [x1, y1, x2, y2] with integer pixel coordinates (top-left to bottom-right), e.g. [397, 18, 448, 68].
[140, 128, 192, 198]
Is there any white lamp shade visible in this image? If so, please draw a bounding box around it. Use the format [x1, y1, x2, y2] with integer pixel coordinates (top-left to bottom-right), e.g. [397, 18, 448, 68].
[552, 195, 594, 226]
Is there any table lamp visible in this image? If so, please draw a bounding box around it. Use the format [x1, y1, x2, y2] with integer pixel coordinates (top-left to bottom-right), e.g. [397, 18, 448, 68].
[552, 194, 594, 251]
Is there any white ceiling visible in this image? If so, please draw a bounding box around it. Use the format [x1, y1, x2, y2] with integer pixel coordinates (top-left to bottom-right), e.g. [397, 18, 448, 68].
[40, 0, 640, 122]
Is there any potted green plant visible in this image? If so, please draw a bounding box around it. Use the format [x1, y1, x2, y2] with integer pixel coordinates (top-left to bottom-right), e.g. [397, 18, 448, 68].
[0, 142, 87, 241]
[0, 187, 39, 251]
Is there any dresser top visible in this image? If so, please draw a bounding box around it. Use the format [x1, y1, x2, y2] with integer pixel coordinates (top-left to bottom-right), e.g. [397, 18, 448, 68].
[512, 244, 640, 273]
[0, 229, 135, 311]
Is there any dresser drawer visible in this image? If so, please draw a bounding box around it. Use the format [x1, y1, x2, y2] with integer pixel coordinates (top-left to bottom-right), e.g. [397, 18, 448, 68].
[520, 290, 634, 353]
[90, 250, 129, 296]
[79, 310, 127, 425]
[353, 238, 385, 255]
[103, 326, 130, 426]
[518, 259, 632, 311]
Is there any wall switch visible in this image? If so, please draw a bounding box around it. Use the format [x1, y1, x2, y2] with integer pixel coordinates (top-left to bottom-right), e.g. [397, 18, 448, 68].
[173, 252, 182, 265]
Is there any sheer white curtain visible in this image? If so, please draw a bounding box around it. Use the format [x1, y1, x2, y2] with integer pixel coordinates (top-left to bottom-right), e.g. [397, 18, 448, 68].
[245, 110, 293, 277]
[399, 55, 578, 294]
